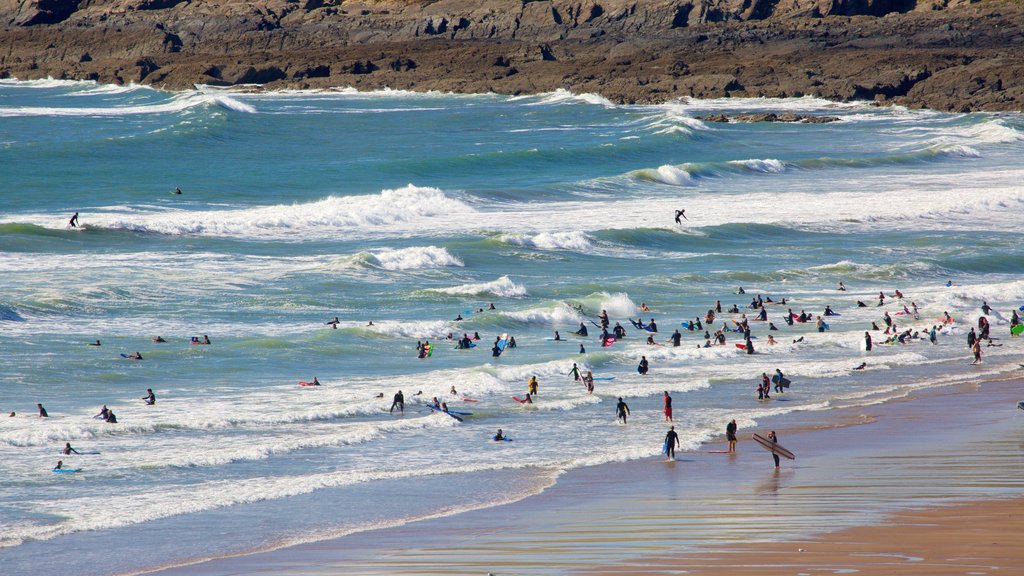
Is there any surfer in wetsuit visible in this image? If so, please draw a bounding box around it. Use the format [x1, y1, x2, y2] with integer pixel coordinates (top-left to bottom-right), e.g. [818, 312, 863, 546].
[647, 319, 658, 332]
[773, 369, 786, 393]
[768, 430, 780, 468]
[865, 331, 873, 351]
[389, 390, 404, 415]
[670, 329, 681, 346]
[583, 371, 595, 393]
[599, 310, 609, 329]
[568, 363, 581, 381]
[63, 442, 80, 455]
[326, 317, 340, 328]
[616, 397, 630, 424]
[528, 376, 539, 396]
[105, 410, 117, 423]
[69, 212, 79, 228]
[664, 426, 680, 460]
[575, 323, 588, 336]
[494, 429, 505, 441]
[637, 356, 649, 375]
[663, 391, 673, 422]
[674, 209, 687, 224]
[37, 403, 48, 418]
[141, 389, 156, 405]
[726, 419, 737, 452]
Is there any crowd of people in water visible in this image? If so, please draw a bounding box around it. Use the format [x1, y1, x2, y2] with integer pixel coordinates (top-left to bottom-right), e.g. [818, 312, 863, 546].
[21, 276, 1022, 472]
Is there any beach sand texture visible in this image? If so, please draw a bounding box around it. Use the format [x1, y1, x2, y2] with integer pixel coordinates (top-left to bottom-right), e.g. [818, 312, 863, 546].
[155, 379, 1024, 576]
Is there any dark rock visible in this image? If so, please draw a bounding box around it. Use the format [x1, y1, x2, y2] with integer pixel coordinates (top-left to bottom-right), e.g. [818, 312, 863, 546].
[293, 64, 330, 79]
[14, 0, 81, 26]
[389, 58, 416, 72]
[234, 66, 287, 84]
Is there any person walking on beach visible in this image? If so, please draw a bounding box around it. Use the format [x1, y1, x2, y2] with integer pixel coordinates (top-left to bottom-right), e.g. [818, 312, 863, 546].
[768, 430, 781, 468]
[616, 397, 630, 424]
[390, 390, 405, 414]
[664, 426, 680, 460]
[68, 212, 79, 228]
[663, 391, 673, 422]
[726, 419, 738, 452]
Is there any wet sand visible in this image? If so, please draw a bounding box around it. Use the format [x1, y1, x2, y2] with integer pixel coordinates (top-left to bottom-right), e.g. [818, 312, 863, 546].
[150, 378, 1024, 576]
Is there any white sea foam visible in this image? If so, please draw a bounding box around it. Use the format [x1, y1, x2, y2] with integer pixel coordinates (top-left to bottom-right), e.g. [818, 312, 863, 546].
[499, 231, 594, 251]
[501, 303, 583, 325]
[430, 276, 528, 298]
[0, 91, 255, 117]
[729, 158, 787, 173]
[650, 164, 697, 186]
[518, 89, 615, 107]
[367, 246, 463, 271]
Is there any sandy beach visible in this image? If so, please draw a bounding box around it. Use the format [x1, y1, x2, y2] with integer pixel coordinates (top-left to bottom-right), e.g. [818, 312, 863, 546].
[151, 377, 1024, 576]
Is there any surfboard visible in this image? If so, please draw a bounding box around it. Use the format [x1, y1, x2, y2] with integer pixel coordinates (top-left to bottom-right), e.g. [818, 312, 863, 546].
[735, 343, 747, 350]
[298, 381, 320, 387]
[425, 404, 463, 421]
[53, 468, 82, 473]
[512, 396, 530, 404]
[591, 376, 616, 381]
[454, 341, 477, 349]
[1011, 325, 1024, 336]
[494, 437, 513, 442]
[751, 433, 795, 460]
[461, 397, 479, 402]
[1018, 401, 1024, 411]
[63, 451, 100, 455]
[662, 438, 670, 455]
[497, 333, 509, 352]
[706, 450, 732, 454]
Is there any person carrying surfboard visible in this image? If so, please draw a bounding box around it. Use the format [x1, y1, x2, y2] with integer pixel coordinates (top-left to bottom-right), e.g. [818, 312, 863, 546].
[664, 426, 679, 460]
[528, 376, 539, 396]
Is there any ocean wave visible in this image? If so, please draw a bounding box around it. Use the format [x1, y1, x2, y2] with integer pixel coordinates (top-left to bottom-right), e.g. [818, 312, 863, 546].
[500, 303, 583, 326]
[72, 185, 473, 237]
[363, 246, 464, 271]
[0, 91, 254, 117]
[429, 275, 528, 298]
[515, 88, 615, 107]
[631, 157, 786, 186]
[498, 231, 594, 251]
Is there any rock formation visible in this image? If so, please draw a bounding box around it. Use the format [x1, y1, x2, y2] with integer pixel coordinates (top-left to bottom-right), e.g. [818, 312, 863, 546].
[1, 0, 1021, 110]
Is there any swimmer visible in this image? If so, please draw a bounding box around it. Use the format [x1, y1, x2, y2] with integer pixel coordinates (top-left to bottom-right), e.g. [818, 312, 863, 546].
[141, 388, 156, 405]
[151, 336, 166, 343]
[89, 340, 101, 346]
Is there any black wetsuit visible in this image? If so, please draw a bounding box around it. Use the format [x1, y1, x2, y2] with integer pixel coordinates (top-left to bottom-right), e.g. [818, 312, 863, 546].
[616, 400, 630, 423]
[670, 331, 681, 346]
[390, 392, 404, 414]
[664, 429, 679, 458]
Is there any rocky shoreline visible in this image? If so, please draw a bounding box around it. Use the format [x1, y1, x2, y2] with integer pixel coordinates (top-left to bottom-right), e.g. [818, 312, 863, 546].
[1, 0, 1022, 111]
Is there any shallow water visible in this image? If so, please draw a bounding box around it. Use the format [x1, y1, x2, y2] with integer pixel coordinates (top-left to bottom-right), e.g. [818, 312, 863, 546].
[1, 80, 1023, 574]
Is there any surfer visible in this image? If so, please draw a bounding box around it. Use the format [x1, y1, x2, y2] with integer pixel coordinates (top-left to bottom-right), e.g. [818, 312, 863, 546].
[971, 340, 983, 365]
[494, 429, 505, 441]
[575, 322, 589, 336]
[126, 351, 143, 360]
[637, 356, 649, 375]
[152, 336, 166, 343]
[449, 386, 458, 396]
[68, 212, 79, 228]
[772, 369, 786, 393]
[726, 420, 737, 452]
[508, 336, 517, 348]
[663, 391, 672, 422]
[173, 186, 182, 195]
[864, 331, 873, 351]
[326, 317, 340, 328]
[141, 389, 156, 405]
[674, 209, 687, 224]
[568, 363, 581, 381]
[37, 403, 48, 418]
[583, 371, 595, 394]
[647, 318, 658, 332]
[55, 460, 64, 470]
[95, 405, 108, 420]
[737, 287, 746, 295]
[454, 313, 463, 321]
[87, 340, 101, 346]
[599, 309, 609, 329]
[554, 331, 561, 341]
[389, 390, 404, 414]
[670, 329, 681, 347]
[613, 323, 626, 339]
[664, 426, 680, 460]
[766, 334, 777, 345]
[615, 397, 630, 424]
[63, 442, 80, 455]
[528, 376, 539, 396]
[838, 281, 846, 291]
[640, 302, 651, 312]
[202, 335, 211, 345]
[768, 430, 781, 468]
[523, 393, 533, 404]
[579, 343, 586, 354]
[853, 362, 867, 370]
[105, 410, 117, 424]
[488, 303, 496, 310]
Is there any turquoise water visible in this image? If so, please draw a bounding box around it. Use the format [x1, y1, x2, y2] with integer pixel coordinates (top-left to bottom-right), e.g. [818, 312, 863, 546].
[2, 79, 1023, 575]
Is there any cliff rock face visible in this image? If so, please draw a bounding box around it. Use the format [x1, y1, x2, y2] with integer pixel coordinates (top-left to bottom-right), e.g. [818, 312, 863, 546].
[0, 0, 1021, 111]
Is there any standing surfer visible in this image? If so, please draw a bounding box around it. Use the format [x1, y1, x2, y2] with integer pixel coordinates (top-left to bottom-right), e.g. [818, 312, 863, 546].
[726, 419, 738, 452]
[68, 212, 79, 228]
[616, 397, 631, 424]
[390, 390, 405, 414]
[674, 209, 687, 224]
[768, 430, 781, 468]
[664, 426, 679, 461]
